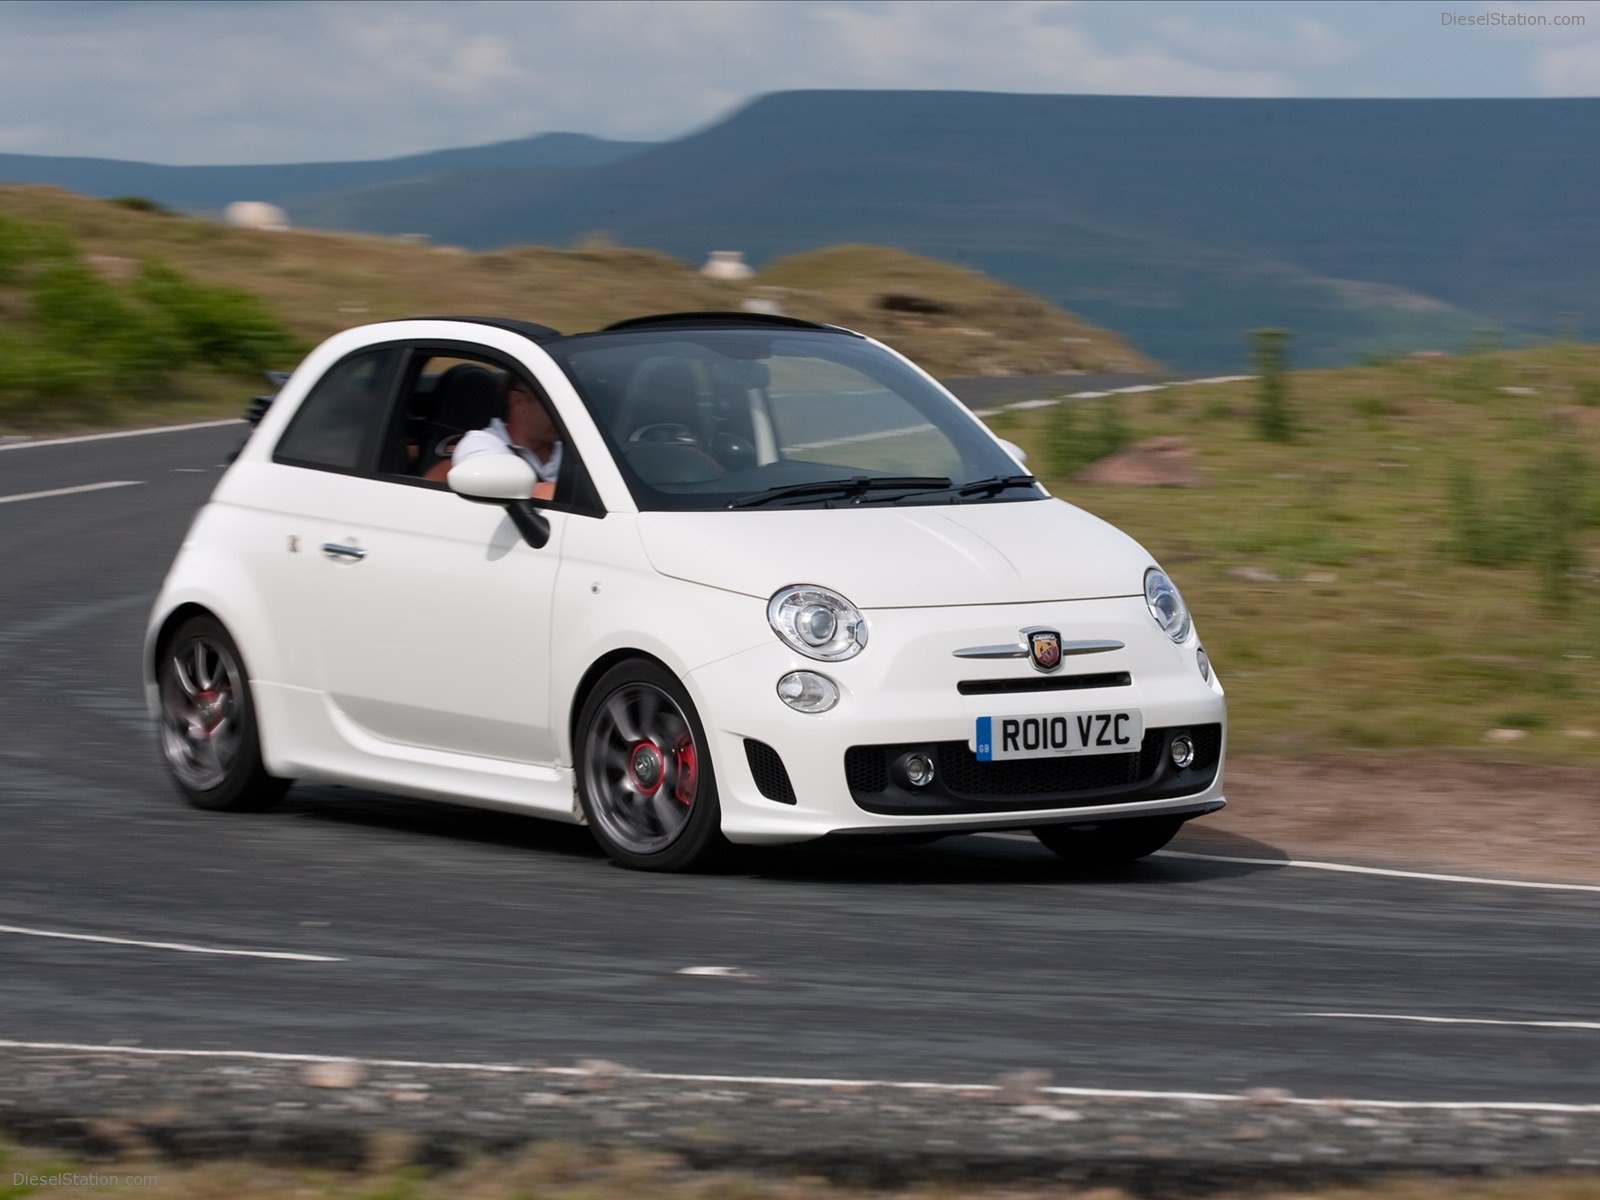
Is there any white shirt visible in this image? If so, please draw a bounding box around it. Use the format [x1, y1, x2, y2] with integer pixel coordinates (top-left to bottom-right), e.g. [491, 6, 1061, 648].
[453, 417, 563, 483]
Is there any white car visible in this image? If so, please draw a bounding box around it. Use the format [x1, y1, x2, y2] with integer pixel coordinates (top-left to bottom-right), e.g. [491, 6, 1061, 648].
[146, 314, 1225, 871]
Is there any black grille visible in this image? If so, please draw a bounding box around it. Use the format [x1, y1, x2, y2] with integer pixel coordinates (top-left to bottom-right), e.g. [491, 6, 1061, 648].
[957, 672, 1130, 696]
[744, 739, 797, 805]
[1190, 723, 1223, 770]
[844, 734, 1153, 797]
[843, 724, 1222, 816]
[844, 748, 888, 795]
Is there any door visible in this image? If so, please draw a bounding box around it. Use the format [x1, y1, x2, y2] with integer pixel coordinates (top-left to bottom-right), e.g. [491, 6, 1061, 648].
[312, 477, 568, 765]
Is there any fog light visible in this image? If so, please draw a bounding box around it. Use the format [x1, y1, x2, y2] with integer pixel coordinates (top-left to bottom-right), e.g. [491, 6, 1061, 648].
[1196, 647, 1211, 682]
[903, 753, 936, 788]
[1170, 734, 1196, 770]
[776, 671, 839, 714]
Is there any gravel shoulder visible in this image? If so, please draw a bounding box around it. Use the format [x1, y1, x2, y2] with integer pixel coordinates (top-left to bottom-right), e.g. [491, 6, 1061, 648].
[1185, 753, 1600, 886]
[3, 1049, 1598, 1192]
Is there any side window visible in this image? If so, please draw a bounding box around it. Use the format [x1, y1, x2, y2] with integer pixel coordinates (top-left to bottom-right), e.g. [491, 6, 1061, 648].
[387, 347, 602, 515]
[274, 349, 402, 472]
[401, 354, 511, 481]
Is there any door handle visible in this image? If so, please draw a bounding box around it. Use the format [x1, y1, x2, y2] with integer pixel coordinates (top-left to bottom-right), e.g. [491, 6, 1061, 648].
[321, 542, 367, 561]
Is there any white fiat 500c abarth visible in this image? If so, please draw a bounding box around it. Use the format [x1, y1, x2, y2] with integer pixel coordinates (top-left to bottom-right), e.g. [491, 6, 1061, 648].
[146, 313, 1226, 872]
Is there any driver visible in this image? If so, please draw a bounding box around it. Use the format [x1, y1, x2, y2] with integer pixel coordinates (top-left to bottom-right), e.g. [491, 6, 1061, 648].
[426, 376, 561, 500]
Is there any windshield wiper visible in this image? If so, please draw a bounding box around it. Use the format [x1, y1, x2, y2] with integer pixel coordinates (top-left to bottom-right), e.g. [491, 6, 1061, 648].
[893, 474, 1040, 503]
[728, 475, 953, 509]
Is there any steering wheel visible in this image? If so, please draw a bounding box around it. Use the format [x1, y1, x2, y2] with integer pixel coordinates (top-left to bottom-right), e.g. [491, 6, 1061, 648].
[628, 422, 700, 444]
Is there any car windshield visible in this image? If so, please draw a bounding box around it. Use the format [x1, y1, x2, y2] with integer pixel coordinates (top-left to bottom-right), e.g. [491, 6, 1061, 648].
[542, 326, 1042, 511]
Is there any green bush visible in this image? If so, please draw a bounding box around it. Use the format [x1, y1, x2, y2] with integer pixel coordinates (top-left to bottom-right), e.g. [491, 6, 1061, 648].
[1043, 396, 1131, 479]
[1525, 433, 1592, 607]
[1445, 429, 1593, 610]
[0, 214, 74, 283]
[1445, 459, 1531, 567]
[1094, 393, 1130, 460]
[0, 217, 300, 422]
[1250, 327, 1294, 442]
[135, 261, 299, 371]
[29, 260, 183, 386]
[0, 333, 112, 417]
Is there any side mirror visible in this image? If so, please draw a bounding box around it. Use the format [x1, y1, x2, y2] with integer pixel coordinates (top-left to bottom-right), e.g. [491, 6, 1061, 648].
[448, 455, 537, 500]
[998, 438, 1028, 466]
[447, 456, 551, 549]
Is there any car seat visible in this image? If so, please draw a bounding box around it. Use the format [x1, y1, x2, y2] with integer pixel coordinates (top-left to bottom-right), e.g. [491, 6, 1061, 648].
[415, 364, 505, 477]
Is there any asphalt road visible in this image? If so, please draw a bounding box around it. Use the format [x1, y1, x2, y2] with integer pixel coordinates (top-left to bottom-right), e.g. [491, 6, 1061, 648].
[1, 421, 1596, 1107]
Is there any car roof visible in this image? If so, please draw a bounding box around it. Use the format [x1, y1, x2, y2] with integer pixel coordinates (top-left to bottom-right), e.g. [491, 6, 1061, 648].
[599, 312, 856, 337]
[406, 316, 566, 342]
[405, 311, 859, 345]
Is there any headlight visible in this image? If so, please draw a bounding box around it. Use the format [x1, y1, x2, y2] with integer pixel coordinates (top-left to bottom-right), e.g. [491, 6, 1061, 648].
[767, 585, 867, 661]
[1144, 567, 1192, 643]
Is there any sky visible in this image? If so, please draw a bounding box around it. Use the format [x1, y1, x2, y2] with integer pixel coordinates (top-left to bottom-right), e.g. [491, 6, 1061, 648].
[3, 0, 1599, 165]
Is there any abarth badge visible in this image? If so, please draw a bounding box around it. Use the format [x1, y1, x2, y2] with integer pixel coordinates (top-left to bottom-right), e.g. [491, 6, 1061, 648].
[1027, 628, 1062, 672]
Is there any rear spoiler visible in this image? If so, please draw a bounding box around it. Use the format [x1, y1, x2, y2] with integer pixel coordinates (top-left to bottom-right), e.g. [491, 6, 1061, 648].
[245, 370, 292, 426]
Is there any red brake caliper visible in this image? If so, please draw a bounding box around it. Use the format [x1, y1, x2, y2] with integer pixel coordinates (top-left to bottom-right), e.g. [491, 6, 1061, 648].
[671, 735, 697, 807]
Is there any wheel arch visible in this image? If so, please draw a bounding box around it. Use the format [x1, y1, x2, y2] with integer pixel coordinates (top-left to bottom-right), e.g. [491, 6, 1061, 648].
[150, 602, 218, 676]
[144, 598, 277, 739]
[566, 646, 676, 762]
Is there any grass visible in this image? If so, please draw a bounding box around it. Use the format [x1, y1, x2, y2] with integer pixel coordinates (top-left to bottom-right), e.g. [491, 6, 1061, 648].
[3, 1138, 1598, 1200]
[988, 344, 1600, 765]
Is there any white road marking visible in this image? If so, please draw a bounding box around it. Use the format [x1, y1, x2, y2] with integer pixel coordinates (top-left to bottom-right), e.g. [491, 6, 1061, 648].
[0, 1039, 1595, 1111]
[1154, 850, 1600, 894]
[784, 422, 936, 452]
[972, 834, 1600, 893]
[0, 924, 342, 962]
[675, 965, 760, 980]
[0, 418, 242, 452]
[1303, 1012, 1600, 1031]
[0, 480, 144, 505]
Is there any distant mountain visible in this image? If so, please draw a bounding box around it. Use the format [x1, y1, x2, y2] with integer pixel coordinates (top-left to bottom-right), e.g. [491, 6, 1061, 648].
[6, 93, 1598, 369]
[0, 132, 651, 212]
[277, 92, 1600, 370]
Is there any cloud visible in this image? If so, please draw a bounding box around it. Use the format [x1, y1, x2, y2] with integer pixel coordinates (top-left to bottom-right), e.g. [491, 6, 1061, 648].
[0, 0, 1591, 164]
[807, 2, 1291, 96]
[1534, 40, 1600, 92]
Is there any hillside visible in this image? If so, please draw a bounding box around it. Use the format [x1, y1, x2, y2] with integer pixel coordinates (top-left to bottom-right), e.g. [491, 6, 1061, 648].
[0, 186, 1152, 430]
[5, 93, 1591, 371]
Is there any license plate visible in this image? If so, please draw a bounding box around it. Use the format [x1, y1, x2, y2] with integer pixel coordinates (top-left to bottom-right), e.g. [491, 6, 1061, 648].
[973, 710, 1143, 761]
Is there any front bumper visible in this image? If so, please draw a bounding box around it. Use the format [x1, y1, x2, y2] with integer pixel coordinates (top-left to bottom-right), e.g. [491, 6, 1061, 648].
[684, 595, 1227, 844]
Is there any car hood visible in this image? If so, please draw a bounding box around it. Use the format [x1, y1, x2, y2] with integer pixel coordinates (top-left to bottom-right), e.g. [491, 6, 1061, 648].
[636, 500, 1152, 608]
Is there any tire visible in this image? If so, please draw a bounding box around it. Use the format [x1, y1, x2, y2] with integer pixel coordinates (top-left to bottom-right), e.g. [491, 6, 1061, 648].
[1032, 816, 1182, 867]
[156, 614, 288, 813]
[574, 659, 726, 872]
